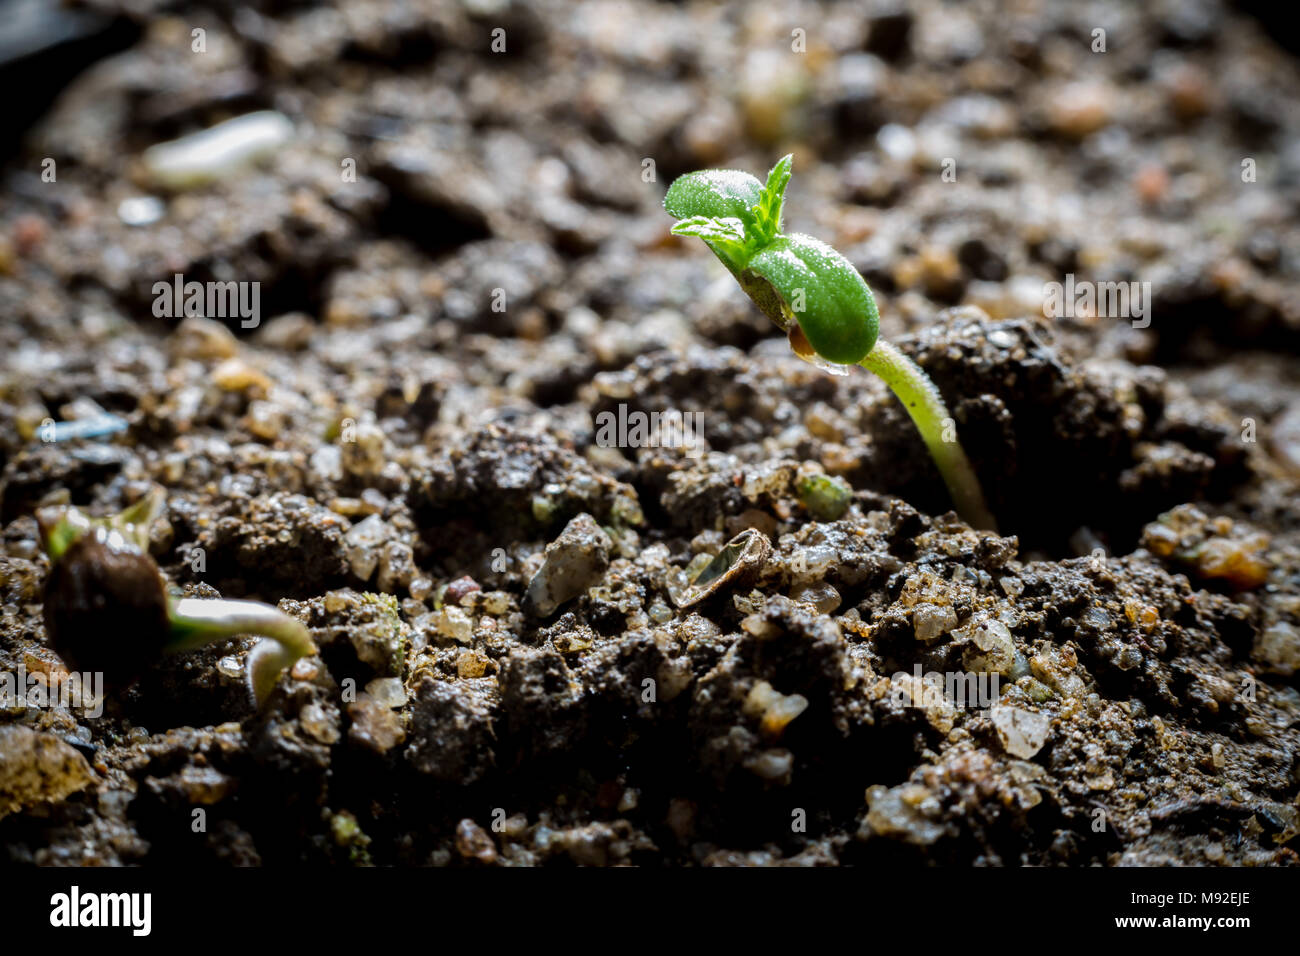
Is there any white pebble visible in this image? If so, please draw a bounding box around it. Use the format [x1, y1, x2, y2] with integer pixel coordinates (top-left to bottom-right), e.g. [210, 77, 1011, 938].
[117, 196, 165, 226]
[143, 111, 294, 189]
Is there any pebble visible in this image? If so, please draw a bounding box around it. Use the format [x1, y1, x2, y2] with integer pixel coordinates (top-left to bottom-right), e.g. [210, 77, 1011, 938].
[365, 677, 408, 709]
[1254, 622, 1300, 676]
[1191, 535, 1271, 590]
[212, 358, 272, 394]
[789, 581, 842, 614]
[455, 818, 497, 863]
[456, 649, 490, 679]
[340, 421, 388, 479]
[961, 616, 1021, 678]
[1048, 82, 1114, 139]
[744, 680, 810, 740]
[0, 726, 94, 819]
[743, 748, 793, 781]
[445, 575, 482, 605]
[876, 123, 917, 163]
[345, 514, 391, 581]
[990, 704, 1050, 759]
[913, 602, 958, 642]
[525, 513, 612, 617]
[171, 316, 239, 361]
[299, 702, 340, 744]
[348, 697, 405, 753]
[863, 783, 948, 846]
[143, 111, 295, 189]
[432, 606, 474, 644]
[1135, 163, 1170, 204]
[117, 196, 165, 226]
[1272, 403, 1300, 473]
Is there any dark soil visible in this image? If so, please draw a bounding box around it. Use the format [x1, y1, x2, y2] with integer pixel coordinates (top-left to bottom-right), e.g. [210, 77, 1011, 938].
[1, 0, 1299, 866]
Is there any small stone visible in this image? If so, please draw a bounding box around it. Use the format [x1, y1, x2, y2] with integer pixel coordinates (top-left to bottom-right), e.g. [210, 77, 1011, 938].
[345, 515, 391, 581]
[299, 702, 340, 744]
[341, 421, 387, 479]
[0, 726, 94, 819]
[433, 606, 474, 644]
[647, 600, 673, 624]
[990, 705, 1050, 759]
[323, 590, 350, 614]
[117, 196, 165, 226]
[479, 591, 513, 616]
[376, 542, 416, 594]
[918, 245, 964, 299]
[212, 357, 272, 393]
[962, 616, 1020, 677]
[525, 513, 611, 617]
[788, 545, 837, 584]
[1048, 82, 1114, 139]
[348, 697, 405, 753]
[743, 681, 810, 739]
[1165, 64, 1212, 119]
[365, 677, 407, 709]
[531, 494, 557, 524]
[913, 603, 958, 642]
[290, 658, 319, 681]
[862, 783, 948, 846]
[243, 400, 285, 441]
[143, 111, 294, 189]
[455, 818, 498, 863]
[1030, 647, 1086, 699]
[445, 575, 482, 605]
[255, 313, 315, 351]
[1254, 622, 1300, 676]
[743, 748, 794, 781]
[172, 316, 238, 361]
[1135, 163, 1170, 204]
[350, 593, 408, 675]
[789, 581, 842, 614]
[1192, 535, 1271, 590]
[456, 649, 490, 679]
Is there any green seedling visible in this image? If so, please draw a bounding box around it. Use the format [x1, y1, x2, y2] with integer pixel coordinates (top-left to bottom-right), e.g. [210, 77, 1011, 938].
[37, 488, 315, 706]
[665, 155, 996, 531]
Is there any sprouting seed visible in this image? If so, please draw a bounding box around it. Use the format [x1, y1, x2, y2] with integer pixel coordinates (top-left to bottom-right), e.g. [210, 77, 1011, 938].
[664, 155, 996, 531]
[37, 488, 315, 707]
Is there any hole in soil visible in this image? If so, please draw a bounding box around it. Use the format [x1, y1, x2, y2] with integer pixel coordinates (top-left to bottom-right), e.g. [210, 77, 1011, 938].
[120, 260, 333, 339]
[372, 177, 493, 258]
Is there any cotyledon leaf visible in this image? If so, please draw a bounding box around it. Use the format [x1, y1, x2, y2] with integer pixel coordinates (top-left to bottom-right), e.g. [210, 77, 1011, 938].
[663, 168, 764, 227]
[744, 233, 880, 366]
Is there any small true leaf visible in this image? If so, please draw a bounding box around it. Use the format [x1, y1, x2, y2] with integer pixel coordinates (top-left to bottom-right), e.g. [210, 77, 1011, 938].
[670, 215, 748, 245]
[752, 153, 793, 244]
